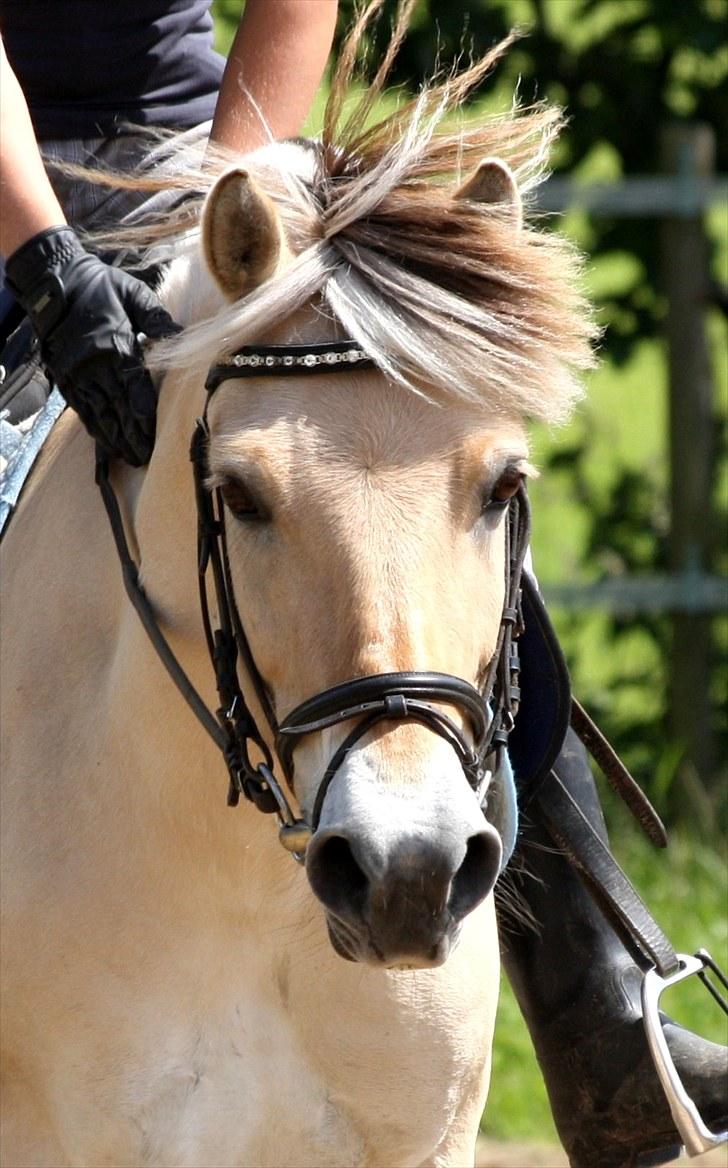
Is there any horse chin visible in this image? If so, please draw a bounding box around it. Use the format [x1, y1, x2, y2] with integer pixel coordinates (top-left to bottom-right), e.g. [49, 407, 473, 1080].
[326, 917, 360, 963]
[324, 913, 461, 969]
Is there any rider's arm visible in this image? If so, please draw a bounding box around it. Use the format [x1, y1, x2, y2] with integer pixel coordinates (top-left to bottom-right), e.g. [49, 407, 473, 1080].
[210, 0, 338, 152]
[0, 34, 177, 466]
[0, 37, 66, 256]
[0, 3, 338, 465]
[0, 0, 339, 249]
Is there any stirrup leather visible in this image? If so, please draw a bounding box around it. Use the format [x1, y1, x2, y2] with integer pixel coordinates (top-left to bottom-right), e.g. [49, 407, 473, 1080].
[642, 950, 728, 1157]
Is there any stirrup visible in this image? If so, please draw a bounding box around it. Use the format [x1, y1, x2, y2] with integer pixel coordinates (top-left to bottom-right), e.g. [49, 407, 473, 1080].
[642, 950, 728, 1157]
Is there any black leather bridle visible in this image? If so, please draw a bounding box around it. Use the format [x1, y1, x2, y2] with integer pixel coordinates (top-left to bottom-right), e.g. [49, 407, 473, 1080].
[98, 338, 530, 860]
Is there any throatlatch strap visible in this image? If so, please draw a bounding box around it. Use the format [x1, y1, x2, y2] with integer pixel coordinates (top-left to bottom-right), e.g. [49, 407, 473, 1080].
[95, 449, 227, 754]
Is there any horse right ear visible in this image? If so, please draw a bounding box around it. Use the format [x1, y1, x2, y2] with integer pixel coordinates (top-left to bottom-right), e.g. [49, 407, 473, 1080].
[202, 168, 283, 300]
[454, 158, 523, 229]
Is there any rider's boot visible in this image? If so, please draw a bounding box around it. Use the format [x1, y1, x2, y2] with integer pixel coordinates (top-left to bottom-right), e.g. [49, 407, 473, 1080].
[498, 728, 728, 1168]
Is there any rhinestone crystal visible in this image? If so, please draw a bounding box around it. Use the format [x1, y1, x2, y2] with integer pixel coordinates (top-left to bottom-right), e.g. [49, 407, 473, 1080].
[218, 343, 372, 377]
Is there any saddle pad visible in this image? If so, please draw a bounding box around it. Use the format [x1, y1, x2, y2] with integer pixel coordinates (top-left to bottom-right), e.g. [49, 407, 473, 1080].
[489, 748, 518, 872]
[0, 388, 66, 537]
[508, 572, 572, 800]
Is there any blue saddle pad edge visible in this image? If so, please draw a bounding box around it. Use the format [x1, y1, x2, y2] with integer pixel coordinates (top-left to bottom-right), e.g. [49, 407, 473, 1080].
[508, 573, 572, 803]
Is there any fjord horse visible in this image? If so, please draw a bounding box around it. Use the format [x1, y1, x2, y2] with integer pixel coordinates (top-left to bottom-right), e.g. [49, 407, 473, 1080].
[0, 16, 596, 1166]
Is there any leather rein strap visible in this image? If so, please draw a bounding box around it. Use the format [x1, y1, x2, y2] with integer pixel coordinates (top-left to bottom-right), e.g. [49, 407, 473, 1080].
[536, 765, 678, 975]
[96, 336, 680, 974]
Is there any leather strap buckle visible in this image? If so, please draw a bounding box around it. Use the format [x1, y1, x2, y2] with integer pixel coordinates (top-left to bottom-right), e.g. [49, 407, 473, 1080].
[641, 950, 728, 1156]
[256, 763, 311, 863]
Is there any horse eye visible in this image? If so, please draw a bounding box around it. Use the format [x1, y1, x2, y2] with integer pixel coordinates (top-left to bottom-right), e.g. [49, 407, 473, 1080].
[219, 478, 270, 523]
[482, 466, 525, 514]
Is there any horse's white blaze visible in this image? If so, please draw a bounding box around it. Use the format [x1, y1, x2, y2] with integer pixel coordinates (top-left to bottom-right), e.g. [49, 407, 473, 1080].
[313, 730, 497, 860]
[303, 731, 488, 832]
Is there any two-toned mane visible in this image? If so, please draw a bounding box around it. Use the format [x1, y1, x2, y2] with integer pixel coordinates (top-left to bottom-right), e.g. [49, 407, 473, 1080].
[89, 5, 596, 419]
[1, 4, 599, 1165]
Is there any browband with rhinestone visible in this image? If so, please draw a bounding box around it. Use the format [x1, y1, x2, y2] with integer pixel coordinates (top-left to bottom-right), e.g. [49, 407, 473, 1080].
[205, 340, 375, 392]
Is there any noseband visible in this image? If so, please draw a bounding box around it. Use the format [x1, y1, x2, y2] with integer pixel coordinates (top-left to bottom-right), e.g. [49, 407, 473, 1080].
[98, 339, 530, 862]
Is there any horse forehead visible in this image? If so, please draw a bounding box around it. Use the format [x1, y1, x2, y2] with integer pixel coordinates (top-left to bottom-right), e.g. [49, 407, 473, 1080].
[209, 375, 526, 478]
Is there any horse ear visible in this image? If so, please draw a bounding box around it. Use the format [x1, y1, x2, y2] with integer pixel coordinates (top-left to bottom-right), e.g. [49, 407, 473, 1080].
[202, 167, 283, 300]
[454, 158, 522, 228]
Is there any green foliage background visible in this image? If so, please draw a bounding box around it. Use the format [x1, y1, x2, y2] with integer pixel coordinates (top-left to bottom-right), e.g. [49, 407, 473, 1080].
[212, 0, 727, 1141]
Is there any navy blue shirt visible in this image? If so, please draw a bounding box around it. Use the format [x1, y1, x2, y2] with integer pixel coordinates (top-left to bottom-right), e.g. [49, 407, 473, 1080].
[1, 1, 226, 139]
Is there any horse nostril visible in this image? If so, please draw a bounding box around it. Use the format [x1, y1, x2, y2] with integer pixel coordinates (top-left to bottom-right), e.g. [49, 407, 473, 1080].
[448, 831, 501, 922]
[307, 834, 369, 918]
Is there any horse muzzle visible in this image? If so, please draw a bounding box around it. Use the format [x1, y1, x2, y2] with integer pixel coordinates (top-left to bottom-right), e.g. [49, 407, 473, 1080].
[305, 749, 503, 967]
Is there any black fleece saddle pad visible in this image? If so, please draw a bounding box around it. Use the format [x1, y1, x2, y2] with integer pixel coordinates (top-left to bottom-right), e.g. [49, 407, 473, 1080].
[508, 573, 572, 799]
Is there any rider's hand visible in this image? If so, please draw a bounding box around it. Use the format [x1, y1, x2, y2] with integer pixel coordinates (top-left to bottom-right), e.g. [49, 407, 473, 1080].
[5, 226, 180, 466]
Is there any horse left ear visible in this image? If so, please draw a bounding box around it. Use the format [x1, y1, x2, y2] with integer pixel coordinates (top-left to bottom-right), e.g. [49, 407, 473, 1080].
[454, 158, 522, 229]
[202, 167, 283, 300]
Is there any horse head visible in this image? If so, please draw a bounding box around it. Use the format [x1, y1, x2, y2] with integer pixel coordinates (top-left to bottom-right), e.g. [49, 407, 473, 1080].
[200, 173, 525, 967]
[133, 34, 597, 973]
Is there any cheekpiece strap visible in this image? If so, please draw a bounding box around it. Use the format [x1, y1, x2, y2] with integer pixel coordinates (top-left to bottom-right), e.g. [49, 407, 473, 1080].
[205, 340, 375, 393]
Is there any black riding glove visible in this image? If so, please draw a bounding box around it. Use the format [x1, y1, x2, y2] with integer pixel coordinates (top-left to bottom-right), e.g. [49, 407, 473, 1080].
[5, 226, 180, 466]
